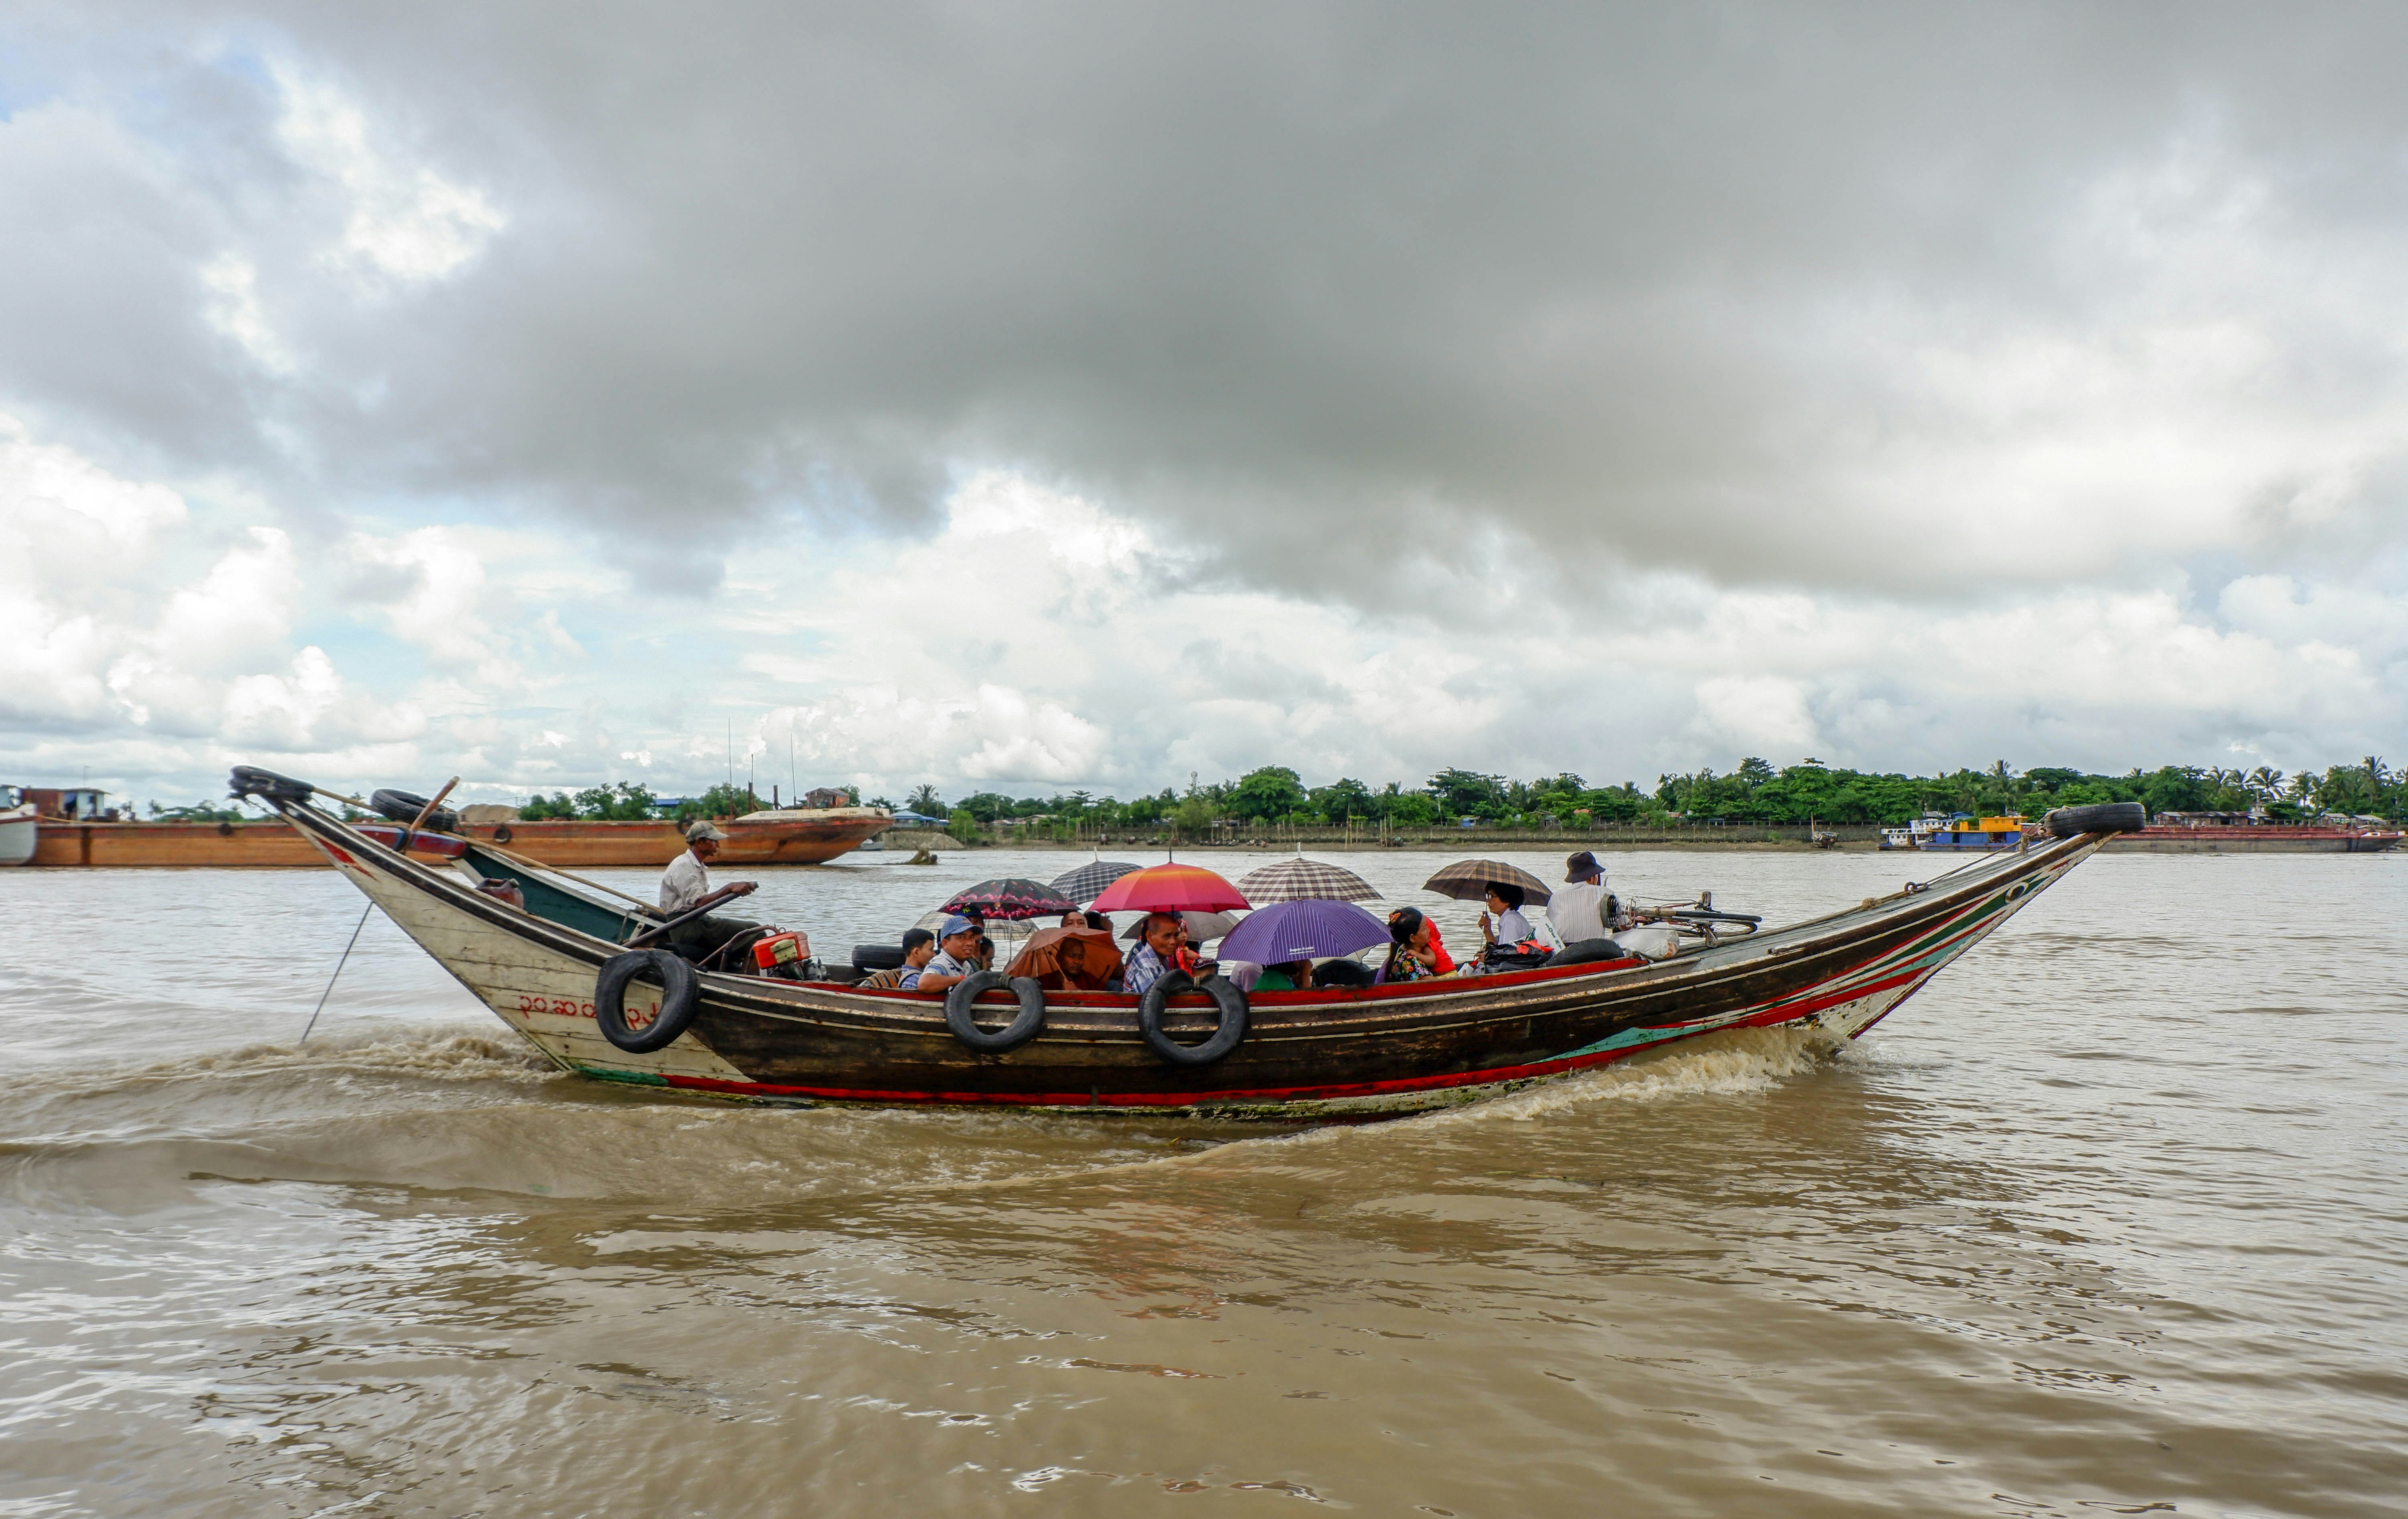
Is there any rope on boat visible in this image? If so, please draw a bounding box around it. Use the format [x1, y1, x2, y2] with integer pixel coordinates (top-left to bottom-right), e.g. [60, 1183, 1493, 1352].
[299, 902, 374, 1044]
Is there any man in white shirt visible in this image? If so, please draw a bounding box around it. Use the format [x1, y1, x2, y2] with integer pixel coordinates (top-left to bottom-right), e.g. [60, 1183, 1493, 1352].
[1547, 850, 1627, 945]
[655, 821, 760, 962]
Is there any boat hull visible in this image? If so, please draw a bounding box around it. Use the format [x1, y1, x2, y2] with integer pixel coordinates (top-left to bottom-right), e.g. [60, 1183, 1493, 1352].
[21, 810, 891, 867]
[462, 811, 890, 866]
[0, 806, 35, 866]
[2104, 827, 2402, 854]
[268, 798, 2108, 1118]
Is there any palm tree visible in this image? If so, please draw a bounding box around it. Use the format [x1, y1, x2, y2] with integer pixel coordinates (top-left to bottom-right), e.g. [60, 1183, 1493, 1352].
[2246, 766, 2284, 800]
[905, 783, 942, 814]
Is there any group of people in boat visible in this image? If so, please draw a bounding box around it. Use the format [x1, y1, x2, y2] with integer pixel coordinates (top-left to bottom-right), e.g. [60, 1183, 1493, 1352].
[655, 817, 1638, 990]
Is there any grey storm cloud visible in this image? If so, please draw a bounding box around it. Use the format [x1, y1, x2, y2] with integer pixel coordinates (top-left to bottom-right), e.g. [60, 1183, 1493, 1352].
[8, 1, 2408, 599]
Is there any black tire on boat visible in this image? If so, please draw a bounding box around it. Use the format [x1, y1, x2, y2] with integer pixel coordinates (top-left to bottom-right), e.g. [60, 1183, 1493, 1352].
[852, 943, 908, 971]
[228, 765, 314, 804]
[492, 825, 513, 844]
[370, 788, 461, 835]
[1541, 938, 1626, 969]
[593, 949, 702, 1053]
[1139, 971, 1249, 1067]
[944, 970, 1048, 1053]
[2045, 801, 2147, 839]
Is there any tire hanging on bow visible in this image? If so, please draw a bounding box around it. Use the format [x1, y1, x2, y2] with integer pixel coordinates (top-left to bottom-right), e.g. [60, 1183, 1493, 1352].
[594, 949, 701, 1053]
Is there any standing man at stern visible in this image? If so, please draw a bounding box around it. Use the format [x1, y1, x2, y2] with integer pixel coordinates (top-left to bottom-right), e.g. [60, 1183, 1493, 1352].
[656, 820, 767, 965]
[1548, 850, 1631, 947]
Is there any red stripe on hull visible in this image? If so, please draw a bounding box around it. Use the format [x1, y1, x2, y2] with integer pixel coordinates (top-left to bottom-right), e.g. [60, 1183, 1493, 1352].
[649, 1027, 1716, 1108]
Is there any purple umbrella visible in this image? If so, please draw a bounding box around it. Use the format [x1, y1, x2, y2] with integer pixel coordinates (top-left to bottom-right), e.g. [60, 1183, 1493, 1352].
[1218, 898, 1389, 965]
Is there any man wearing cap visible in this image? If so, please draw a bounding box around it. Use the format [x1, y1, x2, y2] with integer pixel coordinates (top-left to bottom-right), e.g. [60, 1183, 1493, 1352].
[655, 821, 762, 962]
[912, 916, 986, 993]
[1548, 850, 1628, 946]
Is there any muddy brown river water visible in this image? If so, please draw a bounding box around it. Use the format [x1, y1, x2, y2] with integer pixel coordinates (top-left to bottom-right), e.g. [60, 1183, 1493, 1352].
[3, 847, 2403, 1517]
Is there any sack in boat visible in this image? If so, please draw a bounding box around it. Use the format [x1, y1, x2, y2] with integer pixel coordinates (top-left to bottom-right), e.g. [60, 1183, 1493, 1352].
[1613, 927, 1681, 961]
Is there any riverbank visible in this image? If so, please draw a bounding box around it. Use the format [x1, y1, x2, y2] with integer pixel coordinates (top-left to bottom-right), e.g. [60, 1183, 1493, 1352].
[889, 824, 1900, 853]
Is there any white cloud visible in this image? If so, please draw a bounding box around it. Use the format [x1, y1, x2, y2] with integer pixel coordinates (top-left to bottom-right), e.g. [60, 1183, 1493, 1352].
[198, 252, 298, 373]
[272, 64, 506, 286]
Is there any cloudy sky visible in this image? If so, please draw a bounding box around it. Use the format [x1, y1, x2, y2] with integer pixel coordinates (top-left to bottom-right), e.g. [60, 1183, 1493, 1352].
[4, 2, 2405, 809]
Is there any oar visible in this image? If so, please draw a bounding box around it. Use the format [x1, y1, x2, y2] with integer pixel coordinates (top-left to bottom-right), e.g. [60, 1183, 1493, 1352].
[397, 777, 459, 853]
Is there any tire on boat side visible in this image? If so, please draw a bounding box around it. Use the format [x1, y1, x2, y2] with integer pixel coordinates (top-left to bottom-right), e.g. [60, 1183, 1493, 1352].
[2045, 801, 2147, 839]
[944, 969, 1048, 1053]
[593, 949, 702, 1053]
[1138, 971, 1248, 1067]
[370, 787, 461, 835]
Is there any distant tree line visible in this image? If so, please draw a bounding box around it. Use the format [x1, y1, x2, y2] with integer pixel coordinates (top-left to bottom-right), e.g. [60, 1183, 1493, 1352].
[500, 757, 2404, 828]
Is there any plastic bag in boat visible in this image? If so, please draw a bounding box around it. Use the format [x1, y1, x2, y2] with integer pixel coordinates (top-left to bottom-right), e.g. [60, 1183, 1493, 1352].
[1612, 927, 1682, 961]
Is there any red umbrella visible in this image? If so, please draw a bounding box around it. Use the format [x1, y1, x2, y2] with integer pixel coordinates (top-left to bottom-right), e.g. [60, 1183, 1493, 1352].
[1090, 861, 1250, 914]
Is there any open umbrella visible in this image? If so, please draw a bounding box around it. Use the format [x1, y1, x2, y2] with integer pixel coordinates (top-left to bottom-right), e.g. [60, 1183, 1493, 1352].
[1090, 861, 1249, 914]
[940, 877, 1078, 921]
[1002, 926, 1125, 986]
[1421, 859, 1554, 905]
[1218, 899, 1387, 965]
[1119, 909, 1241, 945]
[1050, 858, 1141, 904]
[1235, 857, 1379, 905]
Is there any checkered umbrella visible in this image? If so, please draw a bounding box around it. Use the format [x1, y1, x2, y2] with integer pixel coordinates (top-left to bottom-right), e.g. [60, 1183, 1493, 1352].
[1420, 859, 1554, 905]
[1236, 857, 1380, 905]
[1050, 858, 1141, 905]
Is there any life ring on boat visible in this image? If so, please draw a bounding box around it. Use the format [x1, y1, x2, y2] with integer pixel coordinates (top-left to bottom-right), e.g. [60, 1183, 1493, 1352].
[594, 949, 702, 1053]
[2044, 801, 2146, 839]
[492, 825, 513, 844]
[1139, 971, 1248, 1067]
[371, 788, 461, 835]
[943, 969, 1048, 1053]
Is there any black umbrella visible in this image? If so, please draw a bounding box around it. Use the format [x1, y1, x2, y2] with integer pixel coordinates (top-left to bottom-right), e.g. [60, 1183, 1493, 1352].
[1050, 858, 1140, 905]
[939, 877, 1080, 921]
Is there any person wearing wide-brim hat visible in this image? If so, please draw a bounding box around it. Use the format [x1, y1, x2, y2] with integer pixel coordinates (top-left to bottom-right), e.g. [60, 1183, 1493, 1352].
[656, 819, 769, 965]
[1548, 849, 1624, 947]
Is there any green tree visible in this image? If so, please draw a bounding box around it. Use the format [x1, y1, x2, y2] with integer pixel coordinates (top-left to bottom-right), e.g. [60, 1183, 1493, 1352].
[1227, 766, 1306, 822]
[694, 781, 759, 819]
[1308, 777, 1374, 822]
[905, 783, 942, 814]
[1173, 793, 1220, 833]
[520, 791, 577, 820]
[573, 781, 658, 820]
[1427, 768, 1508, 817]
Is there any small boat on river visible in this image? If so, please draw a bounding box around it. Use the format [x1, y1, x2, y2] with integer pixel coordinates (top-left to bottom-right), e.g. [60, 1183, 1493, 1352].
[237, 766, 2144, 1119]
[0, 788, 35, 867]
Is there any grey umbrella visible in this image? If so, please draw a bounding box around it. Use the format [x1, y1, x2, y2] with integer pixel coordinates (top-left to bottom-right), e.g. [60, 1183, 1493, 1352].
[1051, 857, 1141, 904]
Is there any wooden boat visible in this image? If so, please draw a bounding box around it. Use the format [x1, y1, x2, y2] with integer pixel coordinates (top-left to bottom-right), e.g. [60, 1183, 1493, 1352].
[0, 793, 34, 867]
[240, 768, 2141, 1118]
